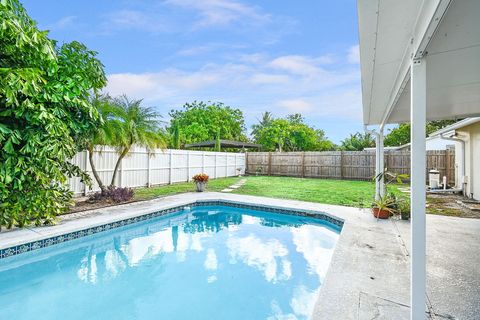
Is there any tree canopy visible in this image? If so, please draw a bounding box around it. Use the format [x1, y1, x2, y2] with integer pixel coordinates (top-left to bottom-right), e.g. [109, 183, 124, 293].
[167, 101, 247, 148]
[339, 132, 375, 151]
[252, 113, 335, 152]
[384, 120, 458, 146]
[0, 0, 106, 228]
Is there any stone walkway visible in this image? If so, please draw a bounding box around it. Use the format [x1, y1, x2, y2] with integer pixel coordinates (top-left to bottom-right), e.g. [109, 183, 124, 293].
[221, 178, 247, 192]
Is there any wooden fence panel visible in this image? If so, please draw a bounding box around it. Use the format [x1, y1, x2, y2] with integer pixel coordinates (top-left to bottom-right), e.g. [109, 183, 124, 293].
[246, 150, 455, 184]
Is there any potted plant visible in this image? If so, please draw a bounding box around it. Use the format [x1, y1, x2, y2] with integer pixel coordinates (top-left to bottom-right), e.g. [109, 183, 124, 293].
[371, 169, 409, 219]
[372, 196, 398, 219]
[192, 173, 209, 192]
[398, 197, 411, 220]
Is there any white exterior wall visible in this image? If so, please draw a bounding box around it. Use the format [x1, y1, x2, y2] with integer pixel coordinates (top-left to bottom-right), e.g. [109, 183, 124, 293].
[68, 146, 246, 196]
[457, 122, 480, 200]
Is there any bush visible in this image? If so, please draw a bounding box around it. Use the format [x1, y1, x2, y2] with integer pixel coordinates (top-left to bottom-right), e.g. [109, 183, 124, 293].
[0, 0, 106, 229]
[89, 186, 134, 203]
[398, 198, 411, 220]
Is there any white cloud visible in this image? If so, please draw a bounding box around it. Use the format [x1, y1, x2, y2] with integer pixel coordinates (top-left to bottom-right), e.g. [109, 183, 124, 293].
[347, 44, 360, 64]
[47, 16, 77, 30]
[103, 10, 170, 33]
[251, 73, 290, 85]
[204, 248, 218, 270]
[166, 0, 270, 28]
[227, 234, 291, 283]
[290, 225, 339, 281]
[104, 53, 361, 121]
[277, 99, 314, 113]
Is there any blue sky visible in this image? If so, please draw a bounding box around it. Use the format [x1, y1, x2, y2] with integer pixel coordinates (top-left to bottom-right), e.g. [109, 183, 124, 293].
[23, 0, 361, 143]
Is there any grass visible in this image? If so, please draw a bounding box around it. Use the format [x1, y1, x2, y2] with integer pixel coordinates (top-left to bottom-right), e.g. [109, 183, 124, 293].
[130, 175, 470, 217]
[135, 175, 381, 207]
[134, 176, 242, 201]
[232, 176, 379, 207]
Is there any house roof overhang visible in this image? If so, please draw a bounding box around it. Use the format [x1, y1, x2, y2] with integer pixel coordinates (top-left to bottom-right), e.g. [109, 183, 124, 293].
[358, 0, 480, 128]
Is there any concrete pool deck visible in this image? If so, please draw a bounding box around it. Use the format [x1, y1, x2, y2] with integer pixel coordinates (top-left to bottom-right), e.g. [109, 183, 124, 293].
[0, 192, 478, 319]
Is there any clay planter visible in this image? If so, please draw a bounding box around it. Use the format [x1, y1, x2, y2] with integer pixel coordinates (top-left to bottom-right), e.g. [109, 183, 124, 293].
[372, 208, 391, 219]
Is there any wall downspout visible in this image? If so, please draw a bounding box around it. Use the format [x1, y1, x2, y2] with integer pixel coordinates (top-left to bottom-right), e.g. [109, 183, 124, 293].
[439, 132, 466, 196]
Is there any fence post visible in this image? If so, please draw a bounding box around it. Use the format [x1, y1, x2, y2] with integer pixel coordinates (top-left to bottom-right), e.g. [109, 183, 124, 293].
[119, 157, 123, 187]
[214, 153, 218, 178]
[187, 151, 191, 182]
[268, 152, 272, 176]
[169, 149, 173, 185]
[301, 152, 306, 178]
[445, 150, 451, 185]
[340, 151, 344, 179]
[147, 149, 151, 187]
[83, 150, 89, 196]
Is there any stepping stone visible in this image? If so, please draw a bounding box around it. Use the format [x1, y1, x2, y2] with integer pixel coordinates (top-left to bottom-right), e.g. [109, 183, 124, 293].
[221, 188, 234, 192]
[230, 185, 242, 189]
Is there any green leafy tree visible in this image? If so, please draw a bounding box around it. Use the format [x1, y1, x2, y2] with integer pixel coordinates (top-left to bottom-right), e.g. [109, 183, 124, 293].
[109, 95, 165, 187]
[384, 120, 458, 146]
[215, 129, 221, 151]
[339, 132, 375, 151]
[170, 121, 181, 149]
[168, 101, 247, 146]
[0, 0, 106, 228]
[252, 114, 335, 151]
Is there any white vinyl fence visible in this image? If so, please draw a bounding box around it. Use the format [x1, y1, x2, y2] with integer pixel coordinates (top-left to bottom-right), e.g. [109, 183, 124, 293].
[68, 146, 246, 196]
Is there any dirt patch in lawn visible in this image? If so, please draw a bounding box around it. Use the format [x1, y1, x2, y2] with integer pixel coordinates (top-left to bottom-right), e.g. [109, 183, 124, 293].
[427, 193, 480, 218]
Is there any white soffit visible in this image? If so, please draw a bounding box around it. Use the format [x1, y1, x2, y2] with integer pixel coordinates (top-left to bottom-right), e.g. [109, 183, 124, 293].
[358, 0, 480, 125]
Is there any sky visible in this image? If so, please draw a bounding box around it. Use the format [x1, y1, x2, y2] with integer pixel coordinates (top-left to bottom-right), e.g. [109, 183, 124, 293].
[23, 0, 362, 143]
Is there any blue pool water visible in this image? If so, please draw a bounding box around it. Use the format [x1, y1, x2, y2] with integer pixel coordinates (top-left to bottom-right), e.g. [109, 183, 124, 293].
[0, 206, 340, 320]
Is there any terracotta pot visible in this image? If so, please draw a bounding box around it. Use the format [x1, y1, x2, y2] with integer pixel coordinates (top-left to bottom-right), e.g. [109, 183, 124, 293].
[195, 181, 206, 192]
[372, 208, 390, 219]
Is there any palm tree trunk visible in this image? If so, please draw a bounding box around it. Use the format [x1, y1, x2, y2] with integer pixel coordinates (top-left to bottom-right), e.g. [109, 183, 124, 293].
[110, 147, 129, 187]
[88, 145, 106, 194]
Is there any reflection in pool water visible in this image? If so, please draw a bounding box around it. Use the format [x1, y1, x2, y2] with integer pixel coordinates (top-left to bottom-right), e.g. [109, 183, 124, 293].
[0, 206, 340, 320]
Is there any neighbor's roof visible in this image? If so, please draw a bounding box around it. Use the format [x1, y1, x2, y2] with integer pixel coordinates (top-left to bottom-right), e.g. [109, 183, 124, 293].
[184, 140, 261, 149]
[429, 117, 480, 137]
[358, 0, 480, 126]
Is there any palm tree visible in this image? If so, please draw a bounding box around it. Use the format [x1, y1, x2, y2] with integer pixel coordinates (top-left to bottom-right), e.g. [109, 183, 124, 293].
[251, 111, 274, 137]
[109, 95, 165, 187]
[86, 94, 125, 193]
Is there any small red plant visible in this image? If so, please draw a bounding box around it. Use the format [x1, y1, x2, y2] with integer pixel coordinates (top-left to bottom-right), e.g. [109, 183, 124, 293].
[192, 173, 209, 183]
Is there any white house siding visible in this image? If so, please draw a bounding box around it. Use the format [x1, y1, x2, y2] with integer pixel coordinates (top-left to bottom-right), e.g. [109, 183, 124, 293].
[456, 122, 480, 200]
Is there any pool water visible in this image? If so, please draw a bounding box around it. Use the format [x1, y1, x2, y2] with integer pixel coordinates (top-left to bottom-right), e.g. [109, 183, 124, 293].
[0, 206, 340, 320]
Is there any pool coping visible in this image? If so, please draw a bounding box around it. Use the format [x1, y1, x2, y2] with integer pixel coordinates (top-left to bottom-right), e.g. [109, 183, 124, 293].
[0, 192, 410, 319]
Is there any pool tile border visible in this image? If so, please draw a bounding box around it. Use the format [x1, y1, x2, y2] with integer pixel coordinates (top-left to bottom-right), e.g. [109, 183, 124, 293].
[0, 200, 343, 260]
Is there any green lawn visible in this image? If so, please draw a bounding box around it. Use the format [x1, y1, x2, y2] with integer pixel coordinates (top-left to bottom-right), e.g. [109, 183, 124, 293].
[232, 176, 378, 207]
[135, 175, 380, 207]
[134, 176, 242, 201]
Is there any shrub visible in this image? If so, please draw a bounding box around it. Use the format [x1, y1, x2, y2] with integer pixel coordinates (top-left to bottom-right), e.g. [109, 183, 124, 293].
[89, 186, 134, 203]
[0, 0, 106, 229]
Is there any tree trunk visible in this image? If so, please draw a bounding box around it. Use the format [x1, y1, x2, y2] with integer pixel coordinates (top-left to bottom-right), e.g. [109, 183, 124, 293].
[110, 147, 129, 187]
[88, 145, 106, 194]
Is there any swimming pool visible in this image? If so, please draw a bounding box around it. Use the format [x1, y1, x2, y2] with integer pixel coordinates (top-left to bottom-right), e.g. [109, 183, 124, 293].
[0, 202, 341, 320]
